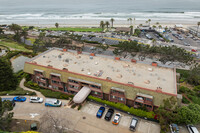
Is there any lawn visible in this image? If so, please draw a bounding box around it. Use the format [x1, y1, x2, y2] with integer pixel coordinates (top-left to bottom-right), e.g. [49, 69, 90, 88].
[0, 87, 36, 96]
[0, 39, 31, 52]
[42, 27, 102, 32]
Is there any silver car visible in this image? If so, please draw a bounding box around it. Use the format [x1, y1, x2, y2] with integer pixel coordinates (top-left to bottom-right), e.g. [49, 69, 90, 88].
[30, 97, 43, 103]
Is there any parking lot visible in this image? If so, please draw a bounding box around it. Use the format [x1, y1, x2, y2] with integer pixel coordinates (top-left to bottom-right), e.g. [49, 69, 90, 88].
[81, 101, 161, 133]
[1, 95, 161, 133]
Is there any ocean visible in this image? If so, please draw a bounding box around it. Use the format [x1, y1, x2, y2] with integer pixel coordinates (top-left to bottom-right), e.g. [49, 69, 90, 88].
[0, 0, 200, 25]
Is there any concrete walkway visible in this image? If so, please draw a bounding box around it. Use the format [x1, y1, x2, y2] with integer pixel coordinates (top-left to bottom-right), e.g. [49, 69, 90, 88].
[20, 78, 44, 98]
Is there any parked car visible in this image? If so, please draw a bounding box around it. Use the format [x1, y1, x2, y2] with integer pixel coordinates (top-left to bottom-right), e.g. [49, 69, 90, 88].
[187, 125, 199, 133]
[96, 106, 105, 118]
[13, 96, 26, 102]
[112, 113, 121, 125]
[1, 98, 15, 107]
[169, 123, 179, 133]
[45, 98, 62, 107]
[129, 117, 138, 132]
[191, 49, 197, 52]
[104, 108, 114, 121]
[184, 42, 191, 46]
[30, 97, 43, 103]
[146, 34, 153, 40]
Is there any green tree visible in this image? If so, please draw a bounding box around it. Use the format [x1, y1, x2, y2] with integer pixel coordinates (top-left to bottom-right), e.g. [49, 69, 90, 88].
[197, 22, 200, 36]
[9, 23, 22, 42]
[159, 25, 162, 29]
[55, 23, 59, 28]
[177, 104, 200, 124]
[110, 18, 114, 28]
[133, 29, 141, 37]
[0, 58, 18, 91]
[100, 21, 105, 31]
[21, 29, 28, 43]
[187, 65, 200, 85]
[0, 97, 14, 131]
[0, 28, 4, 35]
[127, 18, 132, 26]
[148, 19, 151, 26]
[156, 22, 159, 25]
[152, 25, 156, 29]
[105, 21, 110, 30]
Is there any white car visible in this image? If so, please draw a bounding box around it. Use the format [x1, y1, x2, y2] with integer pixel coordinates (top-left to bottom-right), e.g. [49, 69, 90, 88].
[112, 113, 121, 125]
[187, 125, 199, 133]
[30, 97, 43, 103]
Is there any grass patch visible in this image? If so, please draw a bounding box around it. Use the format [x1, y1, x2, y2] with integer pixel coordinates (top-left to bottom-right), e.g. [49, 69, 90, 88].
[41, 27, 102, 32]
[0, 39, 31, 52]
[0, 87, 36, 96]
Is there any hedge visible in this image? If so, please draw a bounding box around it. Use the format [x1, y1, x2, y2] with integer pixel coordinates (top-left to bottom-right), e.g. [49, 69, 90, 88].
[87, 95, 155, 119]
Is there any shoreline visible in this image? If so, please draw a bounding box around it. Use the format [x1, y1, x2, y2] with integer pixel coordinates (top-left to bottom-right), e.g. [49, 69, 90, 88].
[1, 19, 198, 28]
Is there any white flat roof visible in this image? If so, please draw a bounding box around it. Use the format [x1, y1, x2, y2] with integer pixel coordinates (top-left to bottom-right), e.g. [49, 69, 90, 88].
[29, 49, 177, 95]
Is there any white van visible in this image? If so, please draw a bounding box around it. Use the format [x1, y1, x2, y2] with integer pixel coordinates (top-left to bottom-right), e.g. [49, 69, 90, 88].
[45, 98, 62, 107]
[129, 117, 138, 132]
[187, 125, 199, 133]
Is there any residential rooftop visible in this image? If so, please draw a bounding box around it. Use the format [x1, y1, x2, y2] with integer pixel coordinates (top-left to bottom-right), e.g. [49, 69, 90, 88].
[28, 48, 177, 95]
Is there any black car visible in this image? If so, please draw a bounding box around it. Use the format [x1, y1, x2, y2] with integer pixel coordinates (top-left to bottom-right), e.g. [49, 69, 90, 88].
[104, 108, 114, 121]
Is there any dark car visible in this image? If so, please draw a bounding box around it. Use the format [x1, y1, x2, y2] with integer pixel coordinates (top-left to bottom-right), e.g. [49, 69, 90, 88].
[96, 106, 105, 118]
[104, 108, 114, 121]
[1, 98, 15, 107]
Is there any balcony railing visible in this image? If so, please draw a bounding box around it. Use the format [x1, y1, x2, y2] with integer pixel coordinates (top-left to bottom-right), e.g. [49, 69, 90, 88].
[68, 87, 79, 92]
[51, 82, 63, 88]
[135, 98, 153, 105]
[68, 82, 80, 87]
[51, 77, 61, 81]
[110, 92, 125, 97]
[110, 97, 126, 104]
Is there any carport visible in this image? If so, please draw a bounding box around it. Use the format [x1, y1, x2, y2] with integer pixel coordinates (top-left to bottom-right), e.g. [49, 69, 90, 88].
[73, 86, 91, 104]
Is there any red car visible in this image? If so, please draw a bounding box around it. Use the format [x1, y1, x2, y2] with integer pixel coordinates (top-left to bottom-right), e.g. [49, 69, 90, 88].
[191, 49, 197, 52]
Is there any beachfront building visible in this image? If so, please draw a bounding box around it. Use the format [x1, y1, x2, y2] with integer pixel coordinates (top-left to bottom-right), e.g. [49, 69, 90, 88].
[24, 48, 180, 111]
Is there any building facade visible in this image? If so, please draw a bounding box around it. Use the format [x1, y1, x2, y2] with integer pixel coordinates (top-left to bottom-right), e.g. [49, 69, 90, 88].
[24, 48, 179, 111]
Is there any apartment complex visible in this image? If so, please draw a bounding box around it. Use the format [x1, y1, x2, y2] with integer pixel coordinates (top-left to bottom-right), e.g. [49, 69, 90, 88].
[24, 48, 179, 111]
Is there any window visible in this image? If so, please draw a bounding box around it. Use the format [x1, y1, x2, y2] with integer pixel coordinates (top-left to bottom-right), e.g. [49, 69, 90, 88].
[91, 91, 101, 96]
[68, 79, 79, 84]
[82, 82, 89, 86]
[90, 85, 100, 89]
[52, 80, 60, 84]
[69, 85, 79, 90]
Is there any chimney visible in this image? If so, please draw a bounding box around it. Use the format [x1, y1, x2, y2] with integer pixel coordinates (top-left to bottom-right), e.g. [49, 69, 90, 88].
[152, 62, 158, 67]
[63, 48, 67, 52]
[131, 59, 137, 63]
[90, 53, 95, 56]
[115, 57, 120, 60]
[77, 51, 82, 54]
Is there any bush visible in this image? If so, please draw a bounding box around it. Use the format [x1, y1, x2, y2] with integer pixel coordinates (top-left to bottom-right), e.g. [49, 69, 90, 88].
[182, 97, 190, 104]
[179, 86, 191, 93]
[87, 95, 155, 119]
[78, 105, 82, 110]
[59, 94, 70, 100]
[71, 104, 76, 108]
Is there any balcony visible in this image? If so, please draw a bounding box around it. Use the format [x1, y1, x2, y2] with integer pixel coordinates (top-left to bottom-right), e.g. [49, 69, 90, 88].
[35, 73, 44, 77]
[68, 87, 79, 92]
[51, 77, 61, 81]
[110, 97, 126, 104]
[134, 97, 153, 105]
[68, 82, 80, 87]
[110, 92, 125, 97]
[51, 82, 63, 88]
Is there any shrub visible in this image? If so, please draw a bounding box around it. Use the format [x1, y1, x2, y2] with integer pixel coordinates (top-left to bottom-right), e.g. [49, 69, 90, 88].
[78, 105, 82, 110]
[182, 97, 190, 104]
[59, 94, 70, 100]
[179, 86, 191, 93]
[71, 104, 76, 108]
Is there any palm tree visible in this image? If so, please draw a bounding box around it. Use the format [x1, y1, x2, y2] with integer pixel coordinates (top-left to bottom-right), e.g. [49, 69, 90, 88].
[110, 18, 115, 28]
[197, 22, 200, 36]
[139, 24, 143, 27]
[55, 23, 59, 28]
[152, 39, 156, 46]
[145, 21, 148, 25]
[152, 25, 156, 29]
[105, 21, 110, 30]
[156, 22, 159, 26]
[100, 21, 105, 31]
[159, 25, 162, 29]
[127, 18, 132, 26]
[148, 19, 151, 26]
[21, 29, 28, 43]
[130, 26, 133, 35]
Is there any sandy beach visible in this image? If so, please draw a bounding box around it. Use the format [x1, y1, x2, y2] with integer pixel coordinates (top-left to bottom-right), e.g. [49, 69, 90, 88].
[17, 19, 198, 28]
